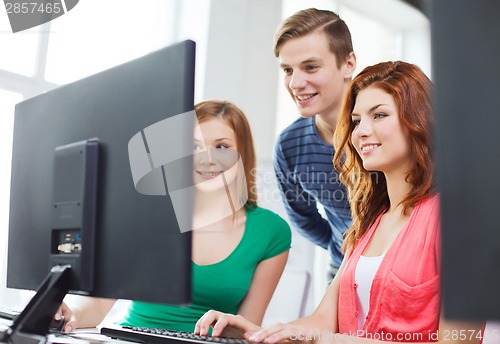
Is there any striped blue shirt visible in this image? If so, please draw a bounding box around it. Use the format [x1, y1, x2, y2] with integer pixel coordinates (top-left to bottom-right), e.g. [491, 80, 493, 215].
[273, 116, 351, 268]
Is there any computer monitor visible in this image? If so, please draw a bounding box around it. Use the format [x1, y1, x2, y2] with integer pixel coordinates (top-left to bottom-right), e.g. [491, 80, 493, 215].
[430, 0, 500, 320]
[4, 40, 196, 342]
[402, 0, 500, 322]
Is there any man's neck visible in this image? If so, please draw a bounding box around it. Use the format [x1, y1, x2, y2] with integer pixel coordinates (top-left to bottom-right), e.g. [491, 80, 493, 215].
[315, 113, 337, 145]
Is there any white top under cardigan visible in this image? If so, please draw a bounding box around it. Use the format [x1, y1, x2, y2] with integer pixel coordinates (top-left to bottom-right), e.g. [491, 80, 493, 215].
[354, 254, 385, 329]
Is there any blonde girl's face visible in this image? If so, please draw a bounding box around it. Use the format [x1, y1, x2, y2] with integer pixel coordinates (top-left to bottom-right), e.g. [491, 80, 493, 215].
[193, 118, 241, 193]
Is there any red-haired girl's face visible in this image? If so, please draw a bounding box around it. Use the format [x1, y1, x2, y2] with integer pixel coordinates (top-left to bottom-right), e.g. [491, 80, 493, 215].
[350, 86, 412, 177]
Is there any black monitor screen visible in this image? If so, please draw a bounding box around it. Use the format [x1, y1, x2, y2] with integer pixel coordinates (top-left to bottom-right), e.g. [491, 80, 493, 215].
[431, 0, 500, 320]
[6, 40, 195, 339]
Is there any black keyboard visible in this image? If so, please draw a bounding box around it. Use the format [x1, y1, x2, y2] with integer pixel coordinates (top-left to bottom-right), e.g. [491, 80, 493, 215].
[101, 325, 255, 344]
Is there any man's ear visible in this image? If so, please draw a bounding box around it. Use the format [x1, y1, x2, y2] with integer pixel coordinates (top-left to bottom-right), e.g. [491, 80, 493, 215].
[343, 51, 357, 79]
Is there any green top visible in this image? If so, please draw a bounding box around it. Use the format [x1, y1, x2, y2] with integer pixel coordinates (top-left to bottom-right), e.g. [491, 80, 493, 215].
[120, 206, 291, 332]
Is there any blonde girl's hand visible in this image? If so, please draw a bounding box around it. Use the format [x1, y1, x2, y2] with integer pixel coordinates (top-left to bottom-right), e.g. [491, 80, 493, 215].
[55, 302, 76, 333]
[194, 310, 261, 338]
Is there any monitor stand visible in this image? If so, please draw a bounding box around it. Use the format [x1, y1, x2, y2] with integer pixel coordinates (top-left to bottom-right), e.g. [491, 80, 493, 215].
[1, 265, 71, 344]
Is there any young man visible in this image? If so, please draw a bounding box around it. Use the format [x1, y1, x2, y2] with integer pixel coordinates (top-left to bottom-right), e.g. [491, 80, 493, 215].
[273, 8, 356, 281]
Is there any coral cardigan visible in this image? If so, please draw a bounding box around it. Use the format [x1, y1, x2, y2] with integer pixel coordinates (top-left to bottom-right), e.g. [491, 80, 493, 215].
[338, 195, 441, 342]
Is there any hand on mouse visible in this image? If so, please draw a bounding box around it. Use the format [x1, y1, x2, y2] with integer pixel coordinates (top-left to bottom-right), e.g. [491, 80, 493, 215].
[55, 302, 75, 333]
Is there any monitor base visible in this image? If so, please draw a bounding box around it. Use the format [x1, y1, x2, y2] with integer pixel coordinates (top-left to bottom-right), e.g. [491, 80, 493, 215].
[1, 265, 71, 344]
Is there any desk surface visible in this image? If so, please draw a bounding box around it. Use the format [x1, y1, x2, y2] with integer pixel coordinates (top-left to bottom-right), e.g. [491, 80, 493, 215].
[48, 329, 117, 344]
[1, 323, 128, 344]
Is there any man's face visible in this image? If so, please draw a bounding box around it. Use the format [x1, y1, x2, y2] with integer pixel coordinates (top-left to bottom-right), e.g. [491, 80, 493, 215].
[278, 30, 353, 119]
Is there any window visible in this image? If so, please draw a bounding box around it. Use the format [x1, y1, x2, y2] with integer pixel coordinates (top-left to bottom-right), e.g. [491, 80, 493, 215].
[0, 22, 39, 76]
